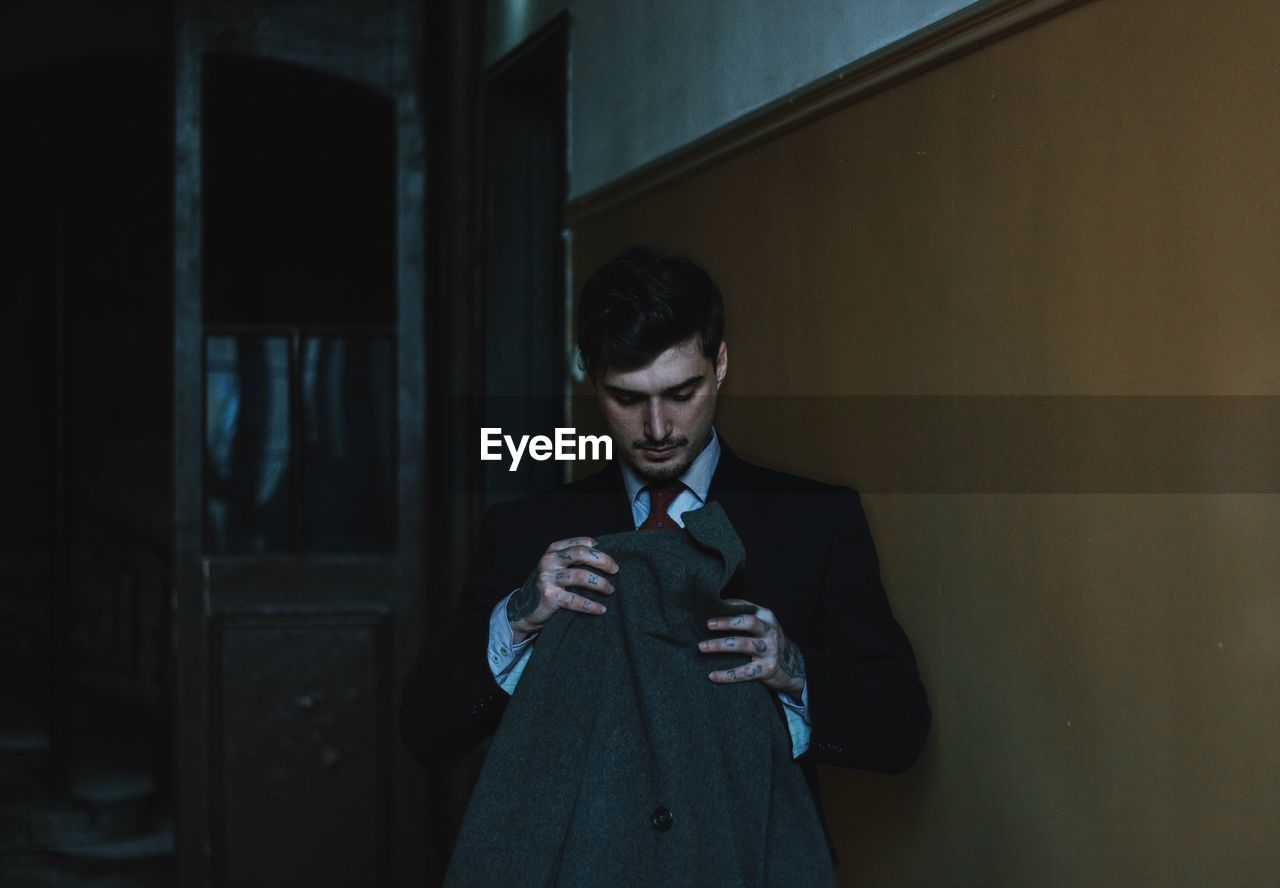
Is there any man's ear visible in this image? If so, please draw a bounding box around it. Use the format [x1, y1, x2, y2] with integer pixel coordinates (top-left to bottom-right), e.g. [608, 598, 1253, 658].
[715, 341, 728, 388]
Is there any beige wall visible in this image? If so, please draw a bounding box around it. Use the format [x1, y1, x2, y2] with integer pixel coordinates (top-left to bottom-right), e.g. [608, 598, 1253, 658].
[569, 1, 1280, 884]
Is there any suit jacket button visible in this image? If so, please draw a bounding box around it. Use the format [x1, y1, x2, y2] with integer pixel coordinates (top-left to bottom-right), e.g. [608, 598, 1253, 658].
[650, 806, 673, 832]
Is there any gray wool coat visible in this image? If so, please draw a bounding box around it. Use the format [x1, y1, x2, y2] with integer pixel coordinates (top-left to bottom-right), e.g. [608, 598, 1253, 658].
[443, 502, 837, 888]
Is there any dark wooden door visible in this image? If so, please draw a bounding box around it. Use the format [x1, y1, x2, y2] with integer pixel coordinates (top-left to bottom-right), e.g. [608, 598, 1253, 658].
[173, 51, 427, 887]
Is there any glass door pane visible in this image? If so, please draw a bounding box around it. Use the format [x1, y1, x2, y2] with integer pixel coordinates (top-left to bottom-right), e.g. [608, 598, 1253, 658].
[205, 335, 291, 554]
[300, 336, 394, 552]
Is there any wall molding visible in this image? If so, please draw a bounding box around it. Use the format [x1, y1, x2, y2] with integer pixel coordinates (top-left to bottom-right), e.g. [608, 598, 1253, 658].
[565, 0, 1089, 224]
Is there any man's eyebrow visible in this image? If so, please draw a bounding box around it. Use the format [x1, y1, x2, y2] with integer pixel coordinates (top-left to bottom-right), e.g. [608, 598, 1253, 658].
[604, 374, 704, 397]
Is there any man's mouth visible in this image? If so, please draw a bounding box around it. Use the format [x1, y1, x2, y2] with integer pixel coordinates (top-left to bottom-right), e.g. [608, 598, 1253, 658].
[641, 445, 678, 460]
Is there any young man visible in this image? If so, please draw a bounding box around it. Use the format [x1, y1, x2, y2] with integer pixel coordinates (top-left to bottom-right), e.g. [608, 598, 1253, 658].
[400, 246, 930, 861]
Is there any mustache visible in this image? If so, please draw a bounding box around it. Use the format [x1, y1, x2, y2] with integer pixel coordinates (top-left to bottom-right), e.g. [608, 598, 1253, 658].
[633, 437, 687, 451]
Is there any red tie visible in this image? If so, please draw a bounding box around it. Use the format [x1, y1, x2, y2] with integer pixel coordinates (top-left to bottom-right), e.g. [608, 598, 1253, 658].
[639, 481, 685, 531]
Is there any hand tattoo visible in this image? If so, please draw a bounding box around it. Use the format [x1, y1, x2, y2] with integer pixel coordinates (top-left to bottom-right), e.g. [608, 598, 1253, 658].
[507, 575, 541, 626]
[780, 640, 806, 681]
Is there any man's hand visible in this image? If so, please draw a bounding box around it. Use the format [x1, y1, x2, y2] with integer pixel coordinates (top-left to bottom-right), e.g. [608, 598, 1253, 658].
[698, 598, 806, 699]
[507, 537, 620, 643]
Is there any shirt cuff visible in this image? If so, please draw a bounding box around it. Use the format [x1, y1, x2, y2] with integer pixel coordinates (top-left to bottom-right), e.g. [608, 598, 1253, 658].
[488, 591, 537, 691]
[777, 681, 810, 724]
[777, 681, 811, 759]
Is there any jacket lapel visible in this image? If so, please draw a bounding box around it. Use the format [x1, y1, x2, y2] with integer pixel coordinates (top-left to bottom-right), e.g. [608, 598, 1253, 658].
[706, 439, 781, 603]
[706, 438, 768, 545]
[575, 460, 636, 537]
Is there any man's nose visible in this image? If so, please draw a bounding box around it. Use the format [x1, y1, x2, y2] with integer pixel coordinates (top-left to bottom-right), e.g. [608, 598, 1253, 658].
[644, 398, 670, 442]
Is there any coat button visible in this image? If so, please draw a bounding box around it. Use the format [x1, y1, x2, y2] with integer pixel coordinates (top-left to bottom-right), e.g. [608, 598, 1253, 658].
[650, 806, 673, 832]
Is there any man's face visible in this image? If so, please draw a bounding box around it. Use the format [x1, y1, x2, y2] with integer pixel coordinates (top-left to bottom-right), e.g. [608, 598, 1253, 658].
[593, 337, 728, 483]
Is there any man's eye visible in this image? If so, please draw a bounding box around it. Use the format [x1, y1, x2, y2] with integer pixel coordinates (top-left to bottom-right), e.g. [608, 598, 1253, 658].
[670, 392, 694, 403]
[615, 396, 640, 406]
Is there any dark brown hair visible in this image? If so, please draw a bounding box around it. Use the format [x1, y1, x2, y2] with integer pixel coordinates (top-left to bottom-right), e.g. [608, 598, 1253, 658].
[575, 246, 724, 381]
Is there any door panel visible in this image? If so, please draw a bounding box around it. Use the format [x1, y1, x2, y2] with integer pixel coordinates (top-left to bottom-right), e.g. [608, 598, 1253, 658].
[215, 614, 388, 888]
[175, 41, 426, 888]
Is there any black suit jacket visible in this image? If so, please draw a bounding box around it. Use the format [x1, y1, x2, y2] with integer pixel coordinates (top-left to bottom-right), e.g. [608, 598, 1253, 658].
[400, 439, 931, 852]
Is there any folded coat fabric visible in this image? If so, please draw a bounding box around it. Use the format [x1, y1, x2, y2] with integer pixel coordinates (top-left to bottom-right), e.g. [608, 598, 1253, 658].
[444, 502, 837, 887]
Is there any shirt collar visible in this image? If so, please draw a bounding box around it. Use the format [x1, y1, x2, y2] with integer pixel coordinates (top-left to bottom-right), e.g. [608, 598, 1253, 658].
[619, 426, 721, 506]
